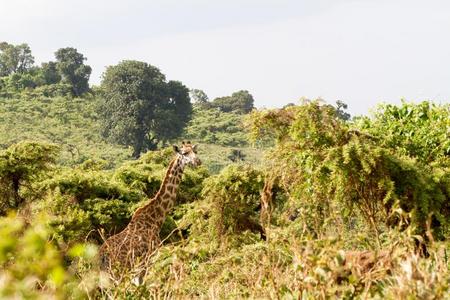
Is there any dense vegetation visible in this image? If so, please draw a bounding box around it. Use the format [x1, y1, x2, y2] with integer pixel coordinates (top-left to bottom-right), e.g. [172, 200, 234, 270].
[0, 42, 448, 299]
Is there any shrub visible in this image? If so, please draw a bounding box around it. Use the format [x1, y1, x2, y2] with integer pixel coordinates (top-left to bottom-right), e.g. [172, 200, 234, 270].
[39, 168, 142, 242]
[202, 164, 264, 237]
[248, 100, 450, 239]
[0, 141, 58, 214]
[358, 101, 450, 164]
[0, 213, 98, 299]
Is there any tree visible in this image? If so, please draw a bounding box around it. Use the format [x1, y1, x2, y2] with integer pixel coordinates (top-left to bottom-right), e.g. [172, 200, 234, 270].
[190, 89, 213, 109]
[190, 89, 208, 103]
[212, 90, 254, 114]
[152, 80, 192, 143]
[54, 47, 91, 96]
[99, 60, 192, 158]
[0, 42, 35, 76]
[40, 61, 61, 85]
[0, 141, 58, 214]
[335, 100, 351, 121]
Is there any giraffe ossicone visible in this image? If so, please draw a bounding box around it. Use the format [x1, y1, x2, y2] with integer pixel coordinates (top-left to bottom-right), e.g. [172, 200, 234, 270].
[98, 141, 201, 278]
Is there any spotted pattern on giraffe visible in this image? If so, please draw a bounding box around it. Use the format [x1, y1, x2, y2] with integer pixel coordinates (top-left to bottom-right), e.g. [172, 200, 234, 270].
[98, 142, 201, 277]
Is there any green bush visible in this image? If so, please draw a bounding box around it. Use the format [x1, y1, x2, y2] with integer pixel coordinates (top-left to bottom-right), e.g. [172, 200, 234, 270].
[248, 100, 450, 239]
[202, 164, 264, 237]
[358, 101, 450, 164]
[0, 141, 58, 214]
[0, 213, 98, 299]
[38, 147, 210, 242]
[39, 167, 142, 242]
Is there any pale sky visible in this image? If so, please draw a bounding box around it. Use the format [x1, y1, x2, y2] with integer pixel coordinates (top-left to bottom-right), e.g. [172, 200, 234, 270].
[1, 0, 449, 115]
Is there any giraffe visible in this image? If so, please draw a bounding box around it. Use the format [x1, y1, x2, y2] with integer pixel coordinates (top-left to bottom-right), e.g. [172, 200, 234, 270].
[98, 141, 201, 278]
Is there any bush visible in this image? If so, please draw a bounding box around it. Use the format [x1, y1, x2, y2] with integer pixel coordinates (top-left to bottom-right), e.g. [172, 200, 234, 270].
[358, 101, 450, 164]
[39, 167, 142, 242]
[0, 213, 98, 299]
[202, 164, 264, 237]
[27, 83, 73, 98]
[0, 141, 58, 214]
[248, 100, 450, 239]
[39, 147, 210, 242]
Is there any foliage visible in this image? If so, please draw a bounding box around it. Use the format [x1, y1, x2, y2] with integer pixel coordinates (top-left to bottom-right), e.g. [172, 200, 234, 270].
[211, 90, 254, 114]
[227, 149, 246, 162]
[0, 96, 131, 166]
[358, 100, 450, 164]
[185, 106, 249, 147]
[0, 62, 448, 298]
[39, 165, 141, 242]
[54, 47, 92, 96]
[202, 164, 264, 237]
[40, 61, 61, 85]
[189, 88, 209, 105]
[0, 42, 34, 76]
[248, 100, 450, 238]
[0, 213, 98, 299]
[140, 230, 448, 299]
[98, 60, 192, 157]
[0, 141, 58, 214]
[151, 80, 193, 143]
[0, 43, 89, 98]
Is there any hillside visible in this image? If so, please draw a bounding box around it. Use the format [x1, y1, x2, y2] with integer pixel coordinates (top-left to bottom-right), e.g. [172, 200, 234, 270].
[0, 94, 449, 299]
[0, 95, 261, 172]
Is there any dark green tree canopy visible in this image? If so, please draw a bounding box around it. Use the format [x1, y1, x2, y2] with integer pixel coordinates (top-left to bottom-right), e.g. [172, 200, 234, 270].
[55, 47, 91, 96]
[99, 60, 192, 158]
[211, 90, 254, 114]
[190, 88, 209, 105]
[39, 61, 61, 85]
[0, 42, 35, 76]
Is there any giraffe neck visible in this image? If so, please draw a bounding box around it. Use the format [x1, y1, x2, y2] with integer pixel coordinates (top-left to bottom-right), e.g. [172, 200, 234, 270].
[130, 154, 185, 230]
[155, 154, 185, 214]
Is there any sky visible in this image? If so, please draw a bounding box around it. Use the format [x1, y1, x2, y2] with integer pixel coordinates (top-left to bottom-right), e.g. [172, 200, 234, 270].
[1, 0, 449, 115]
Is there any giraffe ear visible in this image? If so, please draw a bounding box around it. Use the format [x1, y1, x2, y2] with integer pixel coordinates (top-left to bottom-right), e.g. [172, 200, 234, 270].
[173, 144, 180, 153]
[192, 144, 198, 152]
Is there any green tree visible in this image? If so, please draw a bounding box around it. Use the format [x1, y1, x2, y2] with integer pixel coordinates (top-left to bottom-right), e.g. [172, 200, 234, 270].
[190, 88, 208, 104]
[0, 42, 35, 76]
[39, 61, 61, 85]
[151, 80, 193, 143]
[335, 100, 351, 121]
[54, 47, 91, 96]
[190, 88, 212, 108]
[0, 141, 58, 214]
[212, 90, 254, 114]
[99, 60, 192, 158]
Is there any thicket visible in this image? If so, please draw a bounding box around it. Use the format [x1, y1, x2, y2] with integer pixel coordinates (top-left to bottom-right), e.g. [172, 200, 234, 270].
[248, 100, 450, 240]
[0, 97, 448, 298]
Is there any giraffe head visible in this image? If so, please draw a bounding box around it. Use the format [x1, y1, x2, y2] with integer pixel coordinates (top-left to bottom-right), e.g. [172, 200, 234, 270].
[173, 141, 201, 167]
